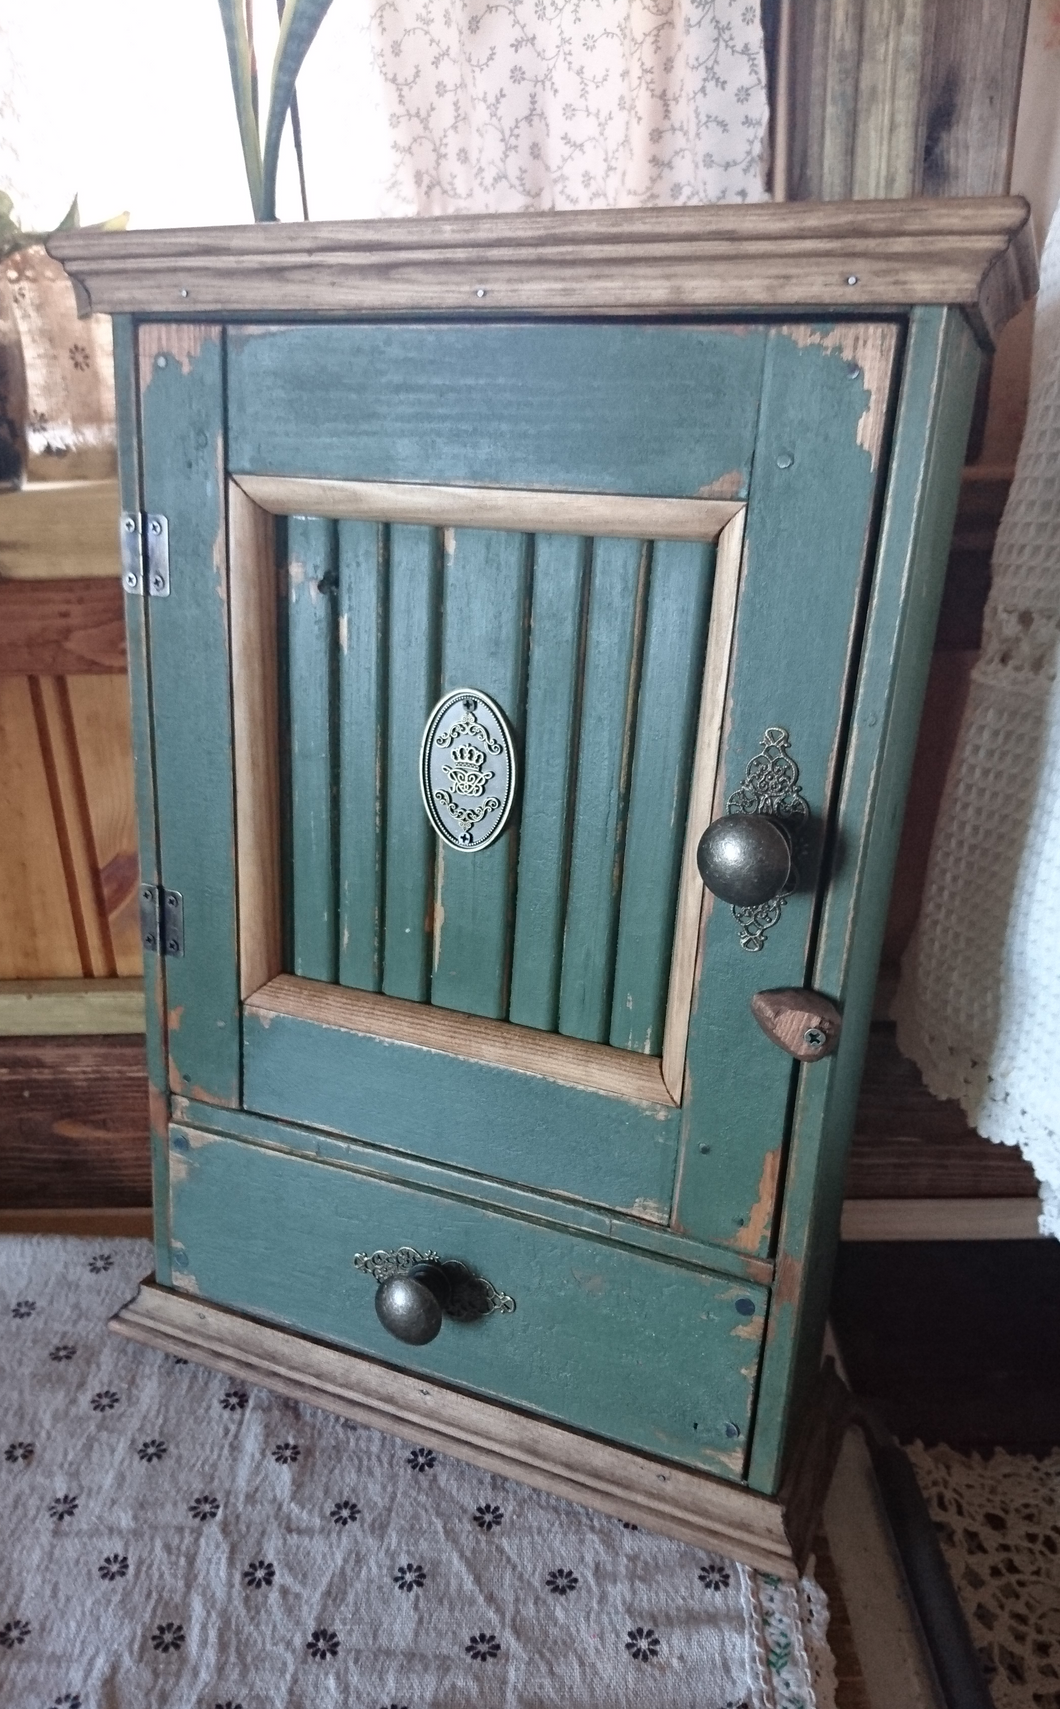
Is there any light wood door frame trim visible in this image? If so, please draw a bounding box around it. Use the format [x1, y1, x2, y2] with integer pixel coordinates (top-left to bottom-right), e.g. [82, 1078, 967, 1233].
[230, 478, 746, 1108]
[246, 972, 674, 1105]
[234, 475, 742, 543]
[112, 1276, 804, 1577]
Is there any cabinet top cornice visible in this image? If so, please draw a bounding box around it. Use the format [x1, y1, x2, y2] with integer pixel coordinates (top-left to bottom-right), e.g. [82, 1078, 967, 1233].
[49, 196, 1036, 347]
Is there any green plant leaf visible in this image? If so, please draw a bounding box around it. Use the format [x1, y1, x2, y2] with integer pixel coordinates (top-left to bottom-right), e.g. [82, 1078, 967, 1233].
[217, 0, 265, 219]
[260, 0, 333, 220]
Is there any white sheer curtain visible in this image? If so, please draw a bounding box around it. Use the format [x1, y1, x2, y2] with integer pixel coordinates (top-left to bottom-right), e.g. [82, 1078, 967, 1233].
[894, 202, 1060, 1237]
[1, 1, 767, 230]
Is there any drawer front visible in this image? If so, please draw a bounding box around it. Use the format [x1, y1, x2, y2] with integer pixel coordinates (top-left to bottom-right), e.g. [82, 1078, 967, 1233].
[168, 1125, 767, 1479]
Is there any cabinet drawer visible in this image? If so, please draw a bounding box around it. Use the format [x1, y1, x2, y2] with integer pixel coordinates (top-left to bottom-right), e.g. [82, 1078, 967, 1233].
[168, 1125, 767, 1479]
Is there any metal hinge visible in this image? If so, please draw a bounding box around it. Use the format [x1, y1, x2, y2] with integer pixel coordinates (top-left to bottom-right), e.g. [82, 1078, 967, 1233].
[120, 513, 170, 597]
[139, 885, 184, 956]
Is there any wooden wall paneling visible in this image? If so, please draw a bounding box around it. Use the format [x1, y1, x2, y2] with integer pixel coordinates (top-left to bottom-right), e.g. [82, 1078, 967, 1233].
[787, 0, 1031, 203]
[286, 515, 338, 983]
[0, 676, 84, 978]
[0, 1035, 150, 1209]
[557, 539, 648, 1045]
[507, 534, 588, 1033]
[431, 527, 530, 1019]
[748, 308, 983, 1493]
[920, 0, 1032, 197]
[0, 479, 120, 580]
[0, 579, 126, 674]
[27, 674, 117, 978]
[63, 676, 142, 975]
[609, 539, 714, 1056]
[0, 978, 144, 1035]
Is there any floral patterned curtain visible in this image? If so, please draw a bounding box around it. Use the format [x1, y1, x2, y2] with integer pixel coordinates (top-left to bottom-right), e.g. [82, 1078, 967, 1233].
[366, 0, 769, 215]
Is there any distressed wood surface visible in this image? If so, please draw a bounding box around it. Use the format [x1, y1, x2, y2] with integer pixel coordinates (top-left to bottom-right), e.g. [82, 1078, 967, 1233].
[138, 323, 239, 1109]
[0, 1034, 149, 1208]
[112, 314, 172, 1282]
[381, 525, 440, 1003]
[750, 988, 843, 1061]
[242, 976, 680, 1215]
[431, 527, 529, 1018]
[920, 0, 1031, 198]
[113, 1277, 805, 1576]
[229, 483, 282, 1001]
[236, 476, 740, 543]
[227, 323, 766, 496]
[610, 539, 714, 1056]
[165, 1126, 765, 1479]
[558, 538, 647, 1044]
[50, 200, 1036, 346]
[661, 511, 744, 1101]
[0, 578, 126, 674]
[0, 479, 120, 580]
[673, 322, 900, 1258]
[748, 307, 983, 1493]
[337, 521, 388, 993]
[507, 534, 587, 1033]
[286, 516, 338, 984]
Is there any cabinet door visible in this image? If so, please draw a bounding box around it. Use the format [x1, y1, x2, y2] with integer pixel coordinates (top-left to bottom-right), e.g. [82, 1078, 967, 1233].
[141, 318, 897, 1256]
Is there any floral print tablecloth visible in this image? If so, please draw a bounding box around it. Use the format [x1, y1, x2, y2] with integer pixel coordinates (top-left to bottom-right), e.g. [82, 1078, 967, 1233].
[1, 1238, 834, 1708]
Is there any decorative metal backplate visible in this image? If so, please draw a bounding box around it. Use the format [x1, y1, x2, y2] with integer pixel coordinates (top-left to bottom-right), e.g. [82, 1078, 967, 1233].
[419, 689, 516, 852]
[725, 727, 808, 952]
[353, 1246, 516, 1321]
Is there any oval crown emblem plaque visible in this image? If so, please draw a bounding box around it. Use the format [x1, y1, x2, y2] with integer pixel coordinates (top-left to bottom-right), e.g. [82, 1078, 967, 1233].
[420, 690, 516, 852]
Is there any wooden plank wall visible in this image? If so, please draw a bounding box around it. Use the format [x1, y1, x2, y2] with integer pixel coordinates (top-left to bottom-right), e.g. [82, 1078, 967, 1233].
[0, 482, 141, 981]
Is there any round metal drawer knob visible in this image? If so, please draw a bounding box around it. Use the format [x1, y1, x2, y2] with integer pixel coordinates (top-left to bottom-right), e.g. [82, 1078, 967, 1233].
[696, 813, 793, 908]
[374, 1261, 452, 1345]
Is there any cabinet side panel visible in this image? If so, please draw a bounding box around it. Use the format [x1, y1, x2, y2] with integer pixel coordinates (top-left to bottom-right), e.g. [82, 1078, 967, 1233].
[139, 324, 239, 1107]
[749, 307, 982, 1493]
[114, 315, 171, 1281]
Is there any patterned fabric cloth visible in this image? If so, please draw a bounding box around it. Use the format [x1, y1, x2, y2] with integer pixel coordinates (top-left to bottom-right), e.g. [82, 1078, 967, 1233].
[0, 1238, 834, 1708]
[894, 201, 1060, 1236]
[365, 0, 769, 214]
[907, 1440, 1060, 1708]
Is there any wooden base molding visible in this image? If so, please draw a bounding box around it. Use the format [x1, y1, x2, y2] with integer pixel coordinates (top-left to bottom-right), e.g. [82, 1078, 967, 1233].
[840, 1197, 1042, 1241]
[0, 1207, 153, 1236]
[110, 1279, 848, 1578]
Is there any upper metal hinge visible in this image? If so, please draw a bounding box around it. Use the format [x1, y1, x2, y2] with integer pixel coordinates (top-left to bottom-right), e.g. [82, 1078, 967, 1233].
[139, 885, 184, 956]
[120, 513, 170, 597]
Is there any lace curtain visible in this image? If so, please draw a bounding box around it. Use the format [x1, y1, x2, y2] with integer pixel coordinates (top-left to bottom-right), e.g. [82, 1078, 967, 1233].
[364, 0, 769, 214]
[894, 200, 1060, 1237]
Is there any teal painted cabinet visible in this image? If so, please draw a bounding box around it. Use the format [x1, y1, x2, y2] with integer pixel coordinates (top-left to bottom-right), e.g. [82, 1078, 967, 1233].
[52, 199, 1034, 1572]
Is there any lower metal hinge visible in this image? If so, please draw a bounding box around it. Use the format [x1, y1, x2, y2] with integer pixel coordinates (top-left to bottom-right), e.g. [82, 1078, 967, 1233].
[139, 885, 184, 956]
[120, 513, 170, 596]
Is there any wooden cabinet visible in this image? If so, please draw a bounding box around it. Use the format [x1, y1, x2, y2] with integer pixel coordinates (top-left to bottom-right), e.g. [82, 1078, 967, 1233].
[51, 198, 1035, 1576]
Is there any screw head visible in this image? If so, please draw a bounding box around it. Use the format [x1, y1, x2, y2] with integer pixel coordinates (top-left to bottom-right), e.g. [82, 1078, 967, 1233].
[149, 518, 162, 534]
[122, 515, 136, 533]
[122, 571, 138, 591]
[150, 572, 165, 592]
[156, 354, 167, 368]
[845, 274, 859, 286]
[803, 1026, 827, 1050]
[775, 450, 795, 470]
[475, 287, 487, 298]
[166, 938, 180, 953]
[846, 361, 862, 379]
[179, 287, 189, 298]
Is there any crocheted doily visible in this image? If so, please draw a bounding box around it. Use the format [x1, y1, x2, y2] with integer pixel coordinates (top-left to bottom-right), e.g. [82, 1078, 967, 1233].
[907, 1441, 1060, 1707]
[894, 200, 1060, 1237]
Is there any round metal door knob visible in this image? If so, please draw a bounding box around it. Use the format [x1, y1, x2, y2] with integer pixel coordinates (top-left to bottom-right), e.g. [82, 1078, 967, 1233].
[696, 813, 793, 908]
[374, 1261, 452, 1345]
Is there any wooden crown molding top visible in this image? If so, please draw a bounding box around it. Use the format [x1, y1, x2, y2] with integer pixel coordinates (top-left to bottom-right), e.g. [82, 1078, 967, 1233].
[49, 197, 1036, 346]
